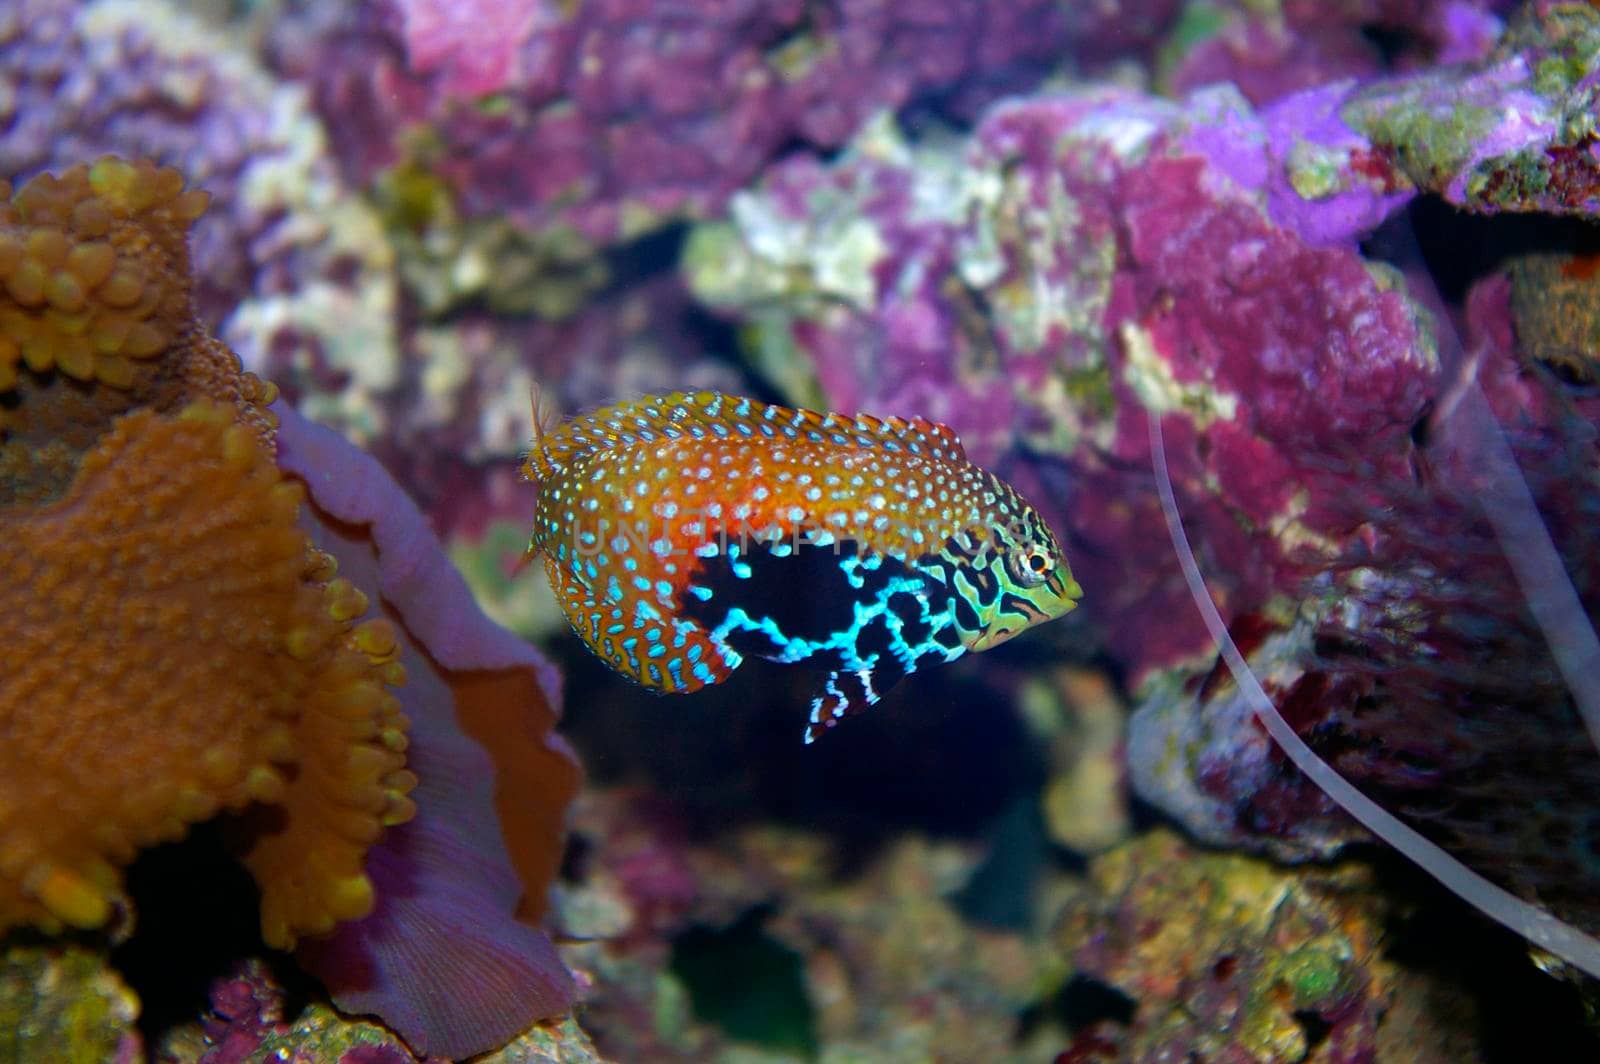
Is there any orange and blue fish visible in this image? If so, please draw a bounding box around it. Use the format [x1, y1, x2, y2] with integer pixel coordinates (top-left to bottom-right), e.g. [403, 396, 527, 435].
[522, 390, 1081, 742]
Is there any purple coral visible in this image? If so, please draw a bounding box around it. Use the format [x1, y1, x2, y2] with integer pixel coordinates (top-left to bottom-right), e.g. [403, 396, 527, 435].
[277, 0, 1075, 243]
[1159, 0, 1511, 105]
[691, 85, 1435, 677]
[276, 404, 581, 1060]
[1343, 2, 1600, 215]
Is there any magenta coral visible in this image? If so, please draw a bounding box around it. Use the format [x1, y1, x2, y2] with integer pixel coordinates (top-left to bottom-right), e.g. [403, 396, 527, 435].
[283, 0, 1074, 244]
[690, 86, 1436, 678]
[1158, 0, 1510, 105]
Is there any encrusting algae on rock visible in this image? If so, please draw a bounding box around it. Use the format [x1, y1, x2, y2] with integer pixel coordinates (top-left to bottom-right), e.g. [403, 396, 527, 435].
[0, 158, 415, 948]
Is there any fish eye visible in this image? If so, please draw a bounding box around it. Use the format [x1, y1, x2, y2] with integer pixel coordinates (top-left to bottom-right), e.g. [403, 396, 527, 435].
[1006, 543, 1049, 587]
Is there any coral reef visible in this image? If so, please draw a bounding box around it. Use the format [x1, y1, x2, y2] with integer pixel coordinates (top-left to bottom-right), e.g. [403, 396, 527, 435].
[1052, 829, 1395, 1063]
[1028, 668, 1133, 857]
[682, 0, 1600, 1005]
[156, 960, 602, 1064]
[280, 0, 1078, 255]
[0, 157, 581, 1059]
[558, 788, 1069, 1062]
[687, 86, 1436, 677]
[388, 277, 750, 531]
[1156, 0, 1510, 105]
[1135, 317, 1600, 934]
[1127, 607, 1359, 862]
[1508, 247, 1600, 381]
[0, 942, 141, 1064]
[280, 403, 582, 1058]
[0, 0, 759, 514]
[169, 960, 420, 1064]
[12, 0, 1600, 1055]
[1344, 0, 1600, 214]
[551, 786, 1499, 1062]
[0, 158, 411, 945]
[0, 0, 401, 444]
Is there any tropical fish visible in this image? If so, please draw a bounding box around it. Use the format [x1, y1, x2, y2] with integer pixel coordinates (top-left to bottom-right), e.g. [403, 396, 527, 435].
[522, 390, 1081, 742]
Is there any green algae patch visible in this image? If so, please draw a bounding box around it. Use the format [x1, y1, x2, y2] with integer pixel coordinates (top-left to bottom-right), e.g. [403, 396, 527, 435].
[1342, 70, 1523, 192]
[0, 944, 140, 1064]
[1282, 944, 1345, 1009]
[1154, 3, 1231, 95]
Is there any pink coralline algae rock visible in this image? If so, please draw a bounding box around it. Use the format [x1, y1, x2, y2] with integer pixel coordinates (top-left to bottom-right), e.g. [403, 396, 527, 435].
[1125, 606, 1366, 864]
[688, 86, 1436, 678]
[687, 63, 1600, 939]
[1342, 0, 1600, 214]
[1158, 0, 1512, 105]
[276, 404, 582, 1060]
[278, 0, 1075, 245]
[1131, 283, 1600, 928]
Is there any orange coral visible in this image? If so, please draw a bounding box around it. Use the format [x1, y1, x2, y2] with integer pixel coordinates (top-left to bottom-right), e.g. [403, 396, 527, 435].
[0, 159, 414, 948]
[0, 158, 274, 504]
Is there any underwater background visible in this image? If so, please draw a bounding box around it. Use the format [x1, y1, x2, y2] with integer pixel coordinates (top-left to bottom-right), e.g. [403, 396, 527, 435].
[4, 0, 1600, 1060]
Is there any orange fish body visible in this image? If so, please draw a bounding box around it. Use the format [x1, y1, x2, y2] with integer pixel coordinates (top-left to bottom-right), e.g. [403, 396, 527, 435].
[524, 391, 1080, 742]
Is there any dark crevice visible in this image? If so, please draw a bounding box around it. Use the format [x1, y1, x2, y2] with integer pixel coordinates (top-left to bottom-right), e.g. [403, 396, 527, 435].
[1017, 973, 1137, 1043]
[110, 821, 316, 1047]
[669, 905, 817, 1056]
[1364, 196, 1600, 303]
[1358, 23, 1418, 67]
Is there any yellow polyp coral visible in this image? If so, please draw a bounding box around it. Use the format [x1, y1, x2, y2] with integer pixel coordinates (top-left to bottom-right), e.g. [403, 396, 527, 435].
[0, 158, 275, 506]
[0, 159, 413, 949]
[0, 158, 204, 388]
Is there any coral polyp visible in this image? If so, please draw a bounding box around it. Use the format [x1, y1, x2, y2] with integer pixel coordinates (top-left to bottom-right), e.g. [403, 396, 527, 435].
[0, 160, 412, 946]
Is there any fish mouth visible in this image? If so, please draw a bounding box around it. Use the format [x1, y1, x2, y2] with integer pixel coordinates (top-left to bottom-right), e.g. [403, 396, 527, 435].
[1045, 569, 1081, 602]
[968, 568, 1082, 653]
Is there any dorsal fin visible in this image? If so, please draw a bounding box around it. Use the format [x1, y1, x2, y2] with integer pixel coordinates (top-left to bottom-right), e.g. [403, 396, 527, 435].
[522, 393, 661, 479]
[518, 380, 564, 481]
[878, 414, 967, 460]
[524, 390, 970, 477]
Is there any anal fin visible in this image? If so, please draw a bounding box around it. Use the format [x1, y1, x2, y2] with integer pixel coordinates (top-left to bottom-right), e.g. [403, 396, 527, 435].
[804, 666, 896, 744]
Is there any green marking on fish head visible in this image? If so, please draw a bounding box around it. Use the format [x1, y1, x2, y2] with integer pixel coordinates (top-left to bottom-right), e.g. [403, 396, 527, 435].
[948, 482, 1081, 653]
